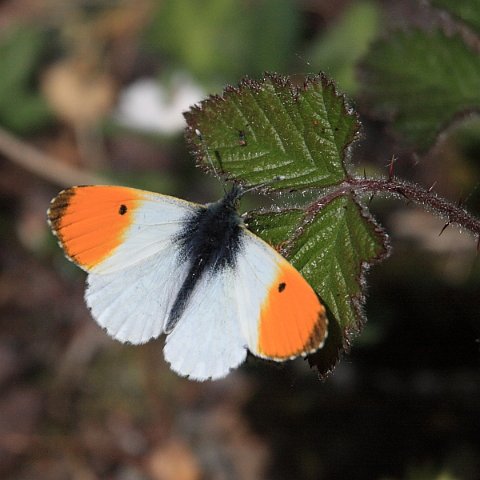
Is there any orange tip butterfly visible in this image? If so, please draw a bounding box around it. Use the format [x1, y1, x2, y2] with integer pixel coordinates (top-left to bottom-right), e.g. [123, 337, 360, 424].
[47, 185, 328, 381]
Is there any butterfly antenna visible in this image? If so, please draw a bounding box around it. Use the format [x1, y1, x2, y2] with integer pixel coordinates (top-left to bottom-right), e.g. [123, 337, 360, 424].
[238, 175, 286, 197]
[193, 128, 285, 197]
[194, 128, 227, 194]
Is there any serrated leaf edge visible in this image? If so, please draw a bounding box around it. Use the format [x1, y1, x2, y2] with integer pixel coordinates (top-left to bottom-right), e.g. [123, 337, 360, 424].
[183, 72, 361, 190]
[249, 193, 391, 348]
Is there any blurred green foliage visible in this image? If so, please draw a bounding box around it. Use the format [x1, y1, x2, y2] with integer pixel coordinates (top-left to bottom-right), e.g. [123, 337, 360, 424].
[143, 0, 300, 84]
[431, 0, 480, 32]
[0, 26, 53, 134]
[307, 1, 380, 94]
[360, 30, 480, 150]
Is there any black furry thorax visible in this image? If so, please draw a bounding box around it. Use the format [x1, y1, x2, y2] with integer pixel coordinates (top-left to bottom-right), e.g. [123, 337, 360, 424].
[175, 187, 244, 271]
[166, 187, 244, 332]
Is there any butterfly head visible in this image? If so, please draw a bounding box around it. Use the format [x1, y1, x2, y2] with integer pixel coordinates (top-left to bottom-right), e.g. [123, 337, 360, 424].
[222, 184, 243, 211]
[222, 175, 286, 210]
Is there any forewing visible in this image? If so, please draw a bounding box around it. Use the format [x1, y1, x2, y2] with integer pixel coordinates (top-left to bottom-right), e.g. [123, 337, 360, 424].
[47, 185, 199, 274]
[48, 185, 200, 343]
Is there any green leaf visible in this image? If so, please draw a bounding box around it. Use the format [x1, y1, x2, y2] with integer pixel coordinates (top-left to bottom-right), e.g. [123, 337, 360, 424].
[431, 0, 480, 33]
[185, 73, 360, 190]
[185, 74, 389, 374]
[246, 209, 304, 248]
[360, 30, 480, 151]
[248, 196, 388, 334]
[289, 196, 387, 332]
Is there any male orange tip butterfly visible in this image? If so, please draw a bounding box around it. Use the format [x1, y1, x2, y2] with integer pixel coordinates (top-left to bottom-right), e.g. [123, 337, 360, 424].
[47, 183, 328, 380]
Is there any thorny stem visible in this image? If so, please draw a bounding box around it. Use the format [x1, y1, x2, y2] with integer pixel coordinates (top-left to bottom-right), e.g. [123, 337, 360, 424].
[307, 176, 480, 241]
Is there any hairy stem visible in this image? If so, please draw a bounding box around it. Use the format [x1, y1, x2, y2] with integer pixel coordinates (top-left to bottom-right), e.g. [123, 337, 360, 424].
[307, 176, 480, 240]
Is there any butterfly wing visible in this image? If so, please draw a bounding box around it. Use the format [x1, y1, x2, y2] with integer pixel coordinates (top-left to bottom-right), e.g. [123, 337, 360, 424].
[163, 266, 247, 380]
[163, 228, 328, 380]
[234, 230, 328, 361]
[48, 185, 199, 343]
[48, 186, 328, 378]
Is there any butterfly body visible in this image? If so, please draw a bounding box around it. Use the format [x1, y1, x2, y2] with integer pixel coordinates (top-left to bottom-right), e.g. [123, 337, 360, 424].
[48, 185, 328, 380]
[167, 186, 244, 333]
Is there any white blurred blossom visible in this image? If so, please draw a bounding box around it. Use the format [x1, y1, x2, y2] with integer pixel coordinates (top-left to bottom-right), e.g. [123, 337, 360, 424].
[115, 74, 205, 134]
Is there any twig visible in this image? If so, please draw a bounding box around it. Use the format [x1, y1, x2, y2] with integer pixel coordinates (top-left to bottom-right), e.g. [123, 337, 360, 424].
[0, 126, 109, 187]
[307, 176, 480, 240]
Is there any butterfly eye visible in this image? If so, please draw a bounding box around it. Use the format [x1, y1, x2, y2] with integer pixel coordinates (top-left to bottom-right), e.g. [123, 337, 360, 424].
[278, 282, 286, 293]
[118, 204, 128, 215]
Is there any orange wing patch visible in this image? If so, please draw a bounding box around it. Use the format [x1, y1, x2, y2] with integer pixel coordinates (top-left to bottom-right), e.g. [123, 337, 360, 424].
[48, 186, 141, 270]
[257, 261, 328, 359]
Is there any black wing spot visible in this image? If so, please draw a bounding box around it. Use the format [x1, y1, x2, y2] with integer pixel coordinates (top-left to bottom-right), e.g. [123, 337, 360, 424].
[278, 282, 286, 293]
[119, 204, 128, 215]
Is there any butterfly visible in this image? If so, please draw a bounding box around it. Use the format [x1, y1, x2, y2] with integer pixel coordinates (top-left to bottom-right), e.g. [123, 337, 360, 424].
[47, 184, 328, 380]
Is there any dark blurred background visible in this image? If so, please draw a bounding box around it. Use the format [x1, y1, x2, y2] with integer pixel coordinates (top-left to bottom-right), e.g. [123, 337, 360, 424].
[0, 1, 479, 479]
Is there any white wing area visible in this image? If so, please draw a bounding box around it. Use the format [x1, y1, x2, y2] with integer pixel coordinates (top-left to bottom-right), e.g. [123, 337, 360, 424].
[163, 268, 247, 381]
[86, 249, 187, 344]
[85, 192, 197, 343]
[232, 232, 282, 354]
[163, 230, 281, 381]
[84, 198, 293, 379]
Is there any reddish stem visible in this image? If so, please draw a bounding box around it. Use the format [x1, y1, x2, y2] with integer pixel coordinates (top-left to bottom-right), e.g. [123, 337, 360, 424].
[307, 176, 480, 239]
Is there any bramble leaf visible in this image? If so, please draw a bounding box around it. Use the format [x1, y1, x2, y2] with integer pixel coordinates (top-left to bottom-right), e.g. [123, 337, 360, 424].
[185, 74, 390, 375]
[360, 30, 480, 151]
[248, 196, 388, 335]
[185, 73, 360, 190]
[246, 209, 304, 248]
